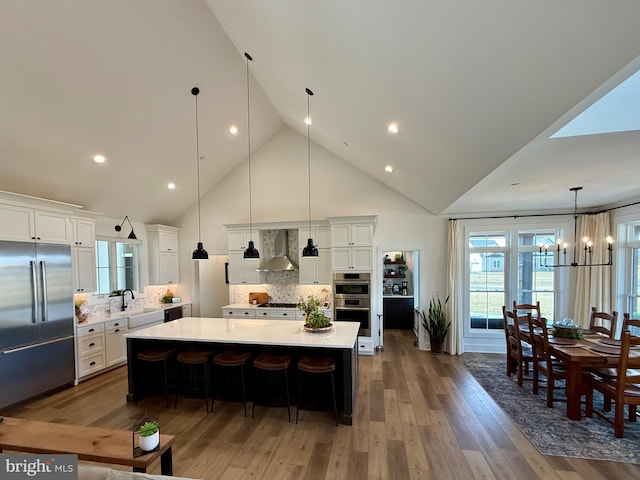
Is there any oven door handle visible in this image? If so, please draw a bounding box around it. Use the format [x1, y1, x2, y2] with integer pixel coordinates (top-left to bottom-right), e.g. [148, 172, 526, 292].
[335, 306, 370, 311]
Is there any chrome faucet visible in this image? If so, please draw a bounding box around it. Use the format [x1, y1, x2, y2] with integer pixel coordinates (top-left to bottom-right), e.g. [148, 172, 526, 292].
[121, 289, 135, 311]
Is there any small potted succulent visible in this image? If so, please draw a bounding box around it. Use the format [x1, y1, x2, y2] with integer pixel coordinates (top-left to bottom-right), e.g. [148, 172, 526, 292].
[297, 295, 332, 332]
[138, 420, 160, 451]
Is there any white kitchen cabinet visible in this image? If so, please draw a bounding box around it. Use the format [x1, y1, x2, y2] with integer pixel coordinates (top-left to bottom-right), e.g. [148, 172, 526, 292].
[76, 323, 106, 380]
[70, 217, 96, 293]
[228, 229, 261, 251]
[298, 248, 331, 284]
[72, 246, 97, 293]
[105, 318, 127, 367]
[71, 217, 95, 246]
[147, 225, 180, 285]
[228, 251, 263, 284]
[0, 204, 71, 243]
[222, 307, 255, 319]
[254, 308, 297, 320]
[182, 303, 192, 317]
[298, 225, 331, 249]
[331, 246, 373, 271]
[328, 216, 376, 272]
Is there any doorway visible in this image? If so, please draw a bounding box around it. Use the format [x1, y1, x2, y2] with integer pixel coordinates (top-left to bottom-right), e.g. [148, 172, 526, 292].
[382, 250, 420, 331]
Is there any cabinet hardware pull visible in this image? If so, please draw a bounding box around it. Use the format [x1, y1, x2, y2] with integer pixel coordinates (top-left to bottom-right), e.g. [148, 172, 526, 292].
[89, 343, 95, 347]
[90, 361, 96, 366]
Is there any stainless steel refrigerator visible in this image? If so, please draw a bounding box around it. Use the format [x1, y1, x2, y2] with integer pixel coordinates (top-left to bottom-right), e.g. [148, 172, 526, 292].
[0, 240, 75, 410]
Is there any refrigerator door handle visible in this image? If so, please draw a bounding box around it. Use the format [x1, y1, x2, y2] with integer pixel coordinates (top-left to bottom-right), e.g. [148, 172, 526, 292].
[30, 260, 38, 323]
[40, 261, 48, 322]
[2, 335, 75, 354]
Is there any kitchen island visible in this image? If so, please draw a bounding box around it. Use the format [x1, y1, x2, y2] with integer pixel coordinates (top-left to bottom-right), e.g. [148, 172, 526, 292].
[125, 317, 360, 425]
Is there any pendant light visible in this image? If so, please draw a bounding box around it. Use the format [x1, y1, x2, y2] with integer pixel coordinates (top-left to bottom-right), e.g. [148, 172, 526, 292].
[191, 87, 208, 260]
[243, 52, 259, 259]
[302, 87, 318, 257]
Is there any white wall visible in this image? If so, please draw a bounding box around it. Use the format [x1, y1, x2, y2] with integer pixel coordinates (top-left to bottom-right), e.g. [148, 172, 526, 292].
[175, 125, 447, 347]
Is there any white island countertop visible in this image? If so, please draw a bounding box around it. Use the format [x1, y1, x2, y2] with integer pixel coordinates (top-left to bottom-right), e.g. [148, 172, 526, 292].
[125, 317, 359, 349]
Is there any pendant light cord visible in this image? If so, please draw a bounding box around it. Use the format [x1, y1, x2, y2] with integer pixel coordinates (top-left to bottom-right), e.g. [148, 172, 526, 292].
[246, 53, 253, 239]
[307, 90, 311, 232]
[194, 87, 202, 242]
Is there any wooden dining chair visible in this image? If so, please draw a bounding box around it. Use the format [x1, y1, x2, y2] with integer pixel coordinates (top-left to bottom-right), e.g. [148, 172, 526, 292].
[528, 315, 568, 408]
[502, 306, 533, 387]
[513, 300, 541, 319]
[585, 330, 640, 438]
[589, 307, 618, 338]
[622, 313, 640, 338]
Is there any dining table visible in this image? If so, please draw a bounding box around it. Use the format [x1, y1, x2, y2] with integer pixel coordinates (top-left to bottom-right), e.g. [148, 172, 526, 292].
[519, 325, 639, 421]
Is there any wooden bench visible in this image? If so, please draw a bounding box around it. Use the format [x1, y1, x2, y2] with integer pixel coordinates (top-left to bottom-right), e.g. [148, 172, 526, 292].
[0, 417, 174, 475]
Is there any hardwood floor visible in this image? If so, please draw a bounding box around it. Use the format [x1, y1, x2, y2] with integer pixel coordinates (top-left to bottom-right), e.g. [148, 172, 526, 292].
[5, 329, 640, 479]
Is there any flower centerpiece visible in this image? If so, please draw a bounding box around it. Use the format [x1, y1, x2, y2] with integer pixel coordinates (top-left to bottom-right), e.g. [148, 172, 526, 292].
[74, 295, 88, 323]
[297, 295, 332, 332]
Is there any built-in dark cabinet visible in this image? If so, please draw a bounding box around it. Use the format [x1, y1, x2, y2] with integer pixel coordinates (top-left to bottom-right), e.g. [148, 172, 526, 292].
[383, 297, 414, 329]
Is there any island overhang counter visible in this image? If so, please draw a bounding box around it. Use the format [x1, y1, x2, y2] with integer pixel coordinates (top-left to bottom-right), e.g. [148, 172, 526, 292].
[125, 317, 360, 425]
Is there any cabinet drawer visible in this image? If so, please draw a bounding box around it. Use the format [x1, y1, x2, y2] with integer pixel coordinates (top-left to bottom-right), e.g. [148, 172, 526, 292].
[78, 333, 104, 356]
[78, 352, 106, 377]
[255, 309, 296, 320]
[357, 337, 374, 355]
[77, 323, 105, 337]
[105, 318, 127, 332]
[222, 309, 255, 318]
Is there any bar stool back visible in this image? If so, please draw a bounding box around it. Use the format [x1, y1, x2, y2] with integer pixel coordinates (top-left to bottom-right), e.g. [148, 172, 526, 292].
[136, 347, 177, 408]
[175, 349, 215, 412]
[252, 353, 294, 422]
[296, 356, 338, 425]
[212, 351, 252, 416]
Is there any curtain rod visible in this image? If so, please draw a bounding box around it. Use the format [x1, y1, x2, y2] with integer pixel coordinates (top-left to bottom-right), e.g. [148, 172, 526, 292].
[448, 199, 640, 222]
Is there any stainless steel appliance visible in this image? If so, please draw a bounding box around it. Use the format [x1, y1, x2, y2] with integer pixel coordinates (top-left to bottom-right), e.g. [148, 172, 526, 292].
[0, 241, 75, 409]
[333, 272, 371, 336]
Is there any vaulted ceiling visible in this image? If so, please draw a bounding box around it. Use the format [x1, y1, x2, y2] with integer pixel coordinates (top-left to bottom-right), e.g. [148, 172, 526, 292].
[2, 0, 640, 224]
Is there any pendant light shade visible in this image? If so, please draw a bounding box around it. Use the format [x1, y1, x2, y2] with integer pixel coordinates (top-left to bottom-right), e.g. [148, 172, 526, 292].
[302, 87, 318, 257]
[243, 52, 259, 259]
[191, 87, 208, 260]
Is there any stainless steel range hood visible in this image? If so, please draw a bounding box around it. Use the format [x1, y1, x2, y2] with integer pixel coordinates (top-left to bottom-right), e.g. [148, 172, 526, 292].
[257, 229, 299, 272]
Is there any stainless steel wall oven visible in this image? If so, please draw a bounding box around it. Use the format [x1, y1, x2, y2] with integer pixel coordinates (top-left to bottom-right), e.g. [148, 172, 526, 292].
[333, 272, 370, 336]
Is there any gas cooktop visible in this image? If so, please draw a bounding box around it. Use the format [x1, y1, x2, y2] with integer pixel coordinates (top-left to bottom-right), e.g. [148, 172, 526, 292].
[257, 302, 297, 308]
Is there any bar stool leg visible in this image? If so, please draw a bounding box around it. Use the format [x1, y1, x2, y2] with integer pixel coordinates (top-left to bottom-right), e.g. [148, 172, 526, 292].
[163, 358, 170, 408]
[284, 368, 291, 423]
[330, 371, 338, 426]
[240, 365, 247, 417]
[296, 371, 303, 424]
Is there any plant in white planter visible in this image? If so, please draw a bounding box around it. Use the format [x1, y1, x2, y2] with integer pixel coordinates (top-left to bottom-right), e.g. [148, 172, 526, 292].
[138, 421, 159, 451]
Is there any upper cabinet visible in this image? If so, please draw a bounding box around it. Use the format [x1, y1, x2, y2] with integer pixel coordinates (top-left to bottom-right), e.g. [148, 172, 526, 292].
[298, 226, 331, 249]
[227, 229, 264, 284]
[147, 225, 180, 285]
[70, 216, 97, 293]
[328, 216, 377, 272]
[0, 204, 71, 244]
[71, 217, 95, 246]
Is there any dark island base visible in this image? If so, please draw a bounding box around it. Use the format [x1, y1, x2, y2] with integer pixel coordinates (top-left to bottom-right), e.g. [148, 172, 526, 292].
[126, 338, 358, 425]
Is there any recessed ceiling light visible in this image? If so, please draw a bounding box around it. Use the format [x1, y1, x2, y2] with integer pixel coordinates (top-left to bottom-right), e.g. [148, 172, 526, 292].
[93, 154, 106, 164]
[229, 125, 238, 135]
[304, 116, 312, 126]
[385, 165, 394, 173]
[167, 182, 176, 190]
[387, 123, 399, 134]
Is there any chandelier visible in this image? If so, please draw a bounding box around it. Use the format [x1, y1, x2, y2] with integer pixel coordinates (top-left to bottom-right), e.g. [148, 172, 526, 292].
[539, 187, 613, 268]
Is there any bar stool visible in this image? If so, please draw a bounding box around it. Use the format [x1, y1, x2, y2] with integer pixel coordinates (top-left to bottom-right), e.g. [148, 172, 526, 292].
[175, 349, 215, 412]
[296, 356, 338, 426]
[136, 347, 177, 408]
[252, 353, 294, 422]
[212, 350, 252, 416]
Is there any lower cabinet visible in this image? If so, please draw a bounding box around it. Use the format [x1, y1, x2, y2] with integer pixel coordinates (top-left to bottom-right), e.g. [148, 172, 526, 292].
[105, 319, 127, 367]
[76, 318, 127, 381]
[383, 297, 414, 329]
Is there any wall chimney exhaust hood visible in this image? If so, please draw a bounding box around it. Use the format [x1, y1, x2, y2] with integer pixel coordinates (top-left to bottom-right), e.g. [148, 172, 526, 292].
[257, 230, 299, 272]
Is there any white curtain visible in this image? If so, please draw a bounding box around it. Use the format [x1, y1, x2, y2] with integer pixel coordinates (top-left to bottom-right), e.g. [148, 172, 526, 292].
[446, 220, 464, 354]
[573, 212, 613, 327]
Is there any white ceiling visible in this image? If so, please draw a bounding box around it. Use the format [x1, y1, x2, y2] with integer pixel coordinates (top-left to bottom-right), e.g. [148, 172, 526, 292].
[2, 0, 640, 224]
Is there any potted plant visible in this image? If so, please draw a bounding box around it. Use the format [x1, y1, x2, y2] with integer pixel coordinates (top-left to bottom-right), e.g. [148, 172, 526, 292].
[297, 295, 332, 331]
[138, 420, 160, 451]
[419, 295, 451, 354]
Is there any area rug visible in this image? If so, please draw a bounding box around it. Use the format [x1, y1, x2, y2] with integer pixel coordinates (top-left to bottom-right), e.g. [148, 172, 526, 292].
[462, 355, 640, 464]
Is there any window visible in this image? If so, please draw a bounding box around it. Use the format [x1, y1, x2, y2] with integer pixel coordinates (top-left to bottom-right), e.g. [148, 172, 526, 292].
[467, 229, 557, 332]
[626, 224, 640, 318]
[95, 239, 139, 295]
